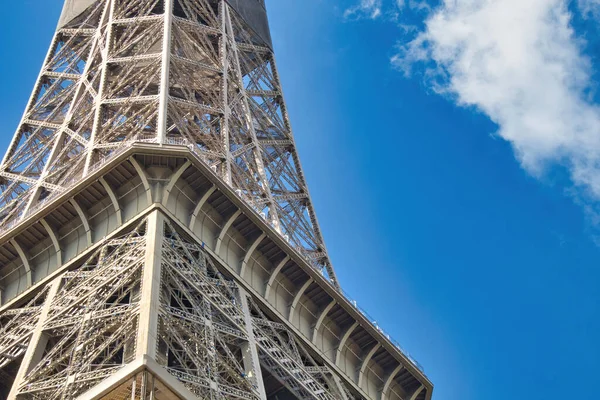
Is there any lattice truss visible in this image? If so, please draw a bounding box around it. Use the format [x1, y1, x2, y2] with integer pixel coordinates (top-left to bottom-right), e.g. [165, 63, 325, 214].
[0, 289, 48, 372]
[0, 218, 355, 399]
[14, 223, 147, 399]
[0, 0, 337, 284]
[159, 221, 354, 400]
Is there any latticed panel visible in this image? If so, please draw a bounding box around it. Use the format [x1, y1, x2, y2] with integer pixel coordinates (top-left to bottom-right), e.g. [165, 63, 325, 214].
[158, 222, 262, 400]
[15, 222, 147, 399]
[0, 289, 49, 397]
[158, 222, 357, 400]
[0, 0, 338, 285]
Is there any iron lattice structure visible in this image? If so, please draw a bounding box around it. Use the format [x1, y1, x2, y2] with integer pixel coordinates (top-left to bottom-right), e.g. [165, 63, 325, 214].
[0, 1, 433, 400]
[0, 0, 336, 284]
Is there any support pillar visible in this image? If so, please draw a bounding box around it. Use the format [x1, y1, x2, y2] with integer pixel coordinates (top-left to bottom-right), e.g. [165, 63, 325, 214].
[136, 211, 164, 359]
[239, 289, 267, 400]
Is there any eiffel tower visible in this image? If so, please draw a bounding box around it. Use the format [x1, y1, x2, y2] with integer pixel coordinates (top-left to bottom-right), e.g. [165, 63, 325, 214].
[0, 1, 432, 399]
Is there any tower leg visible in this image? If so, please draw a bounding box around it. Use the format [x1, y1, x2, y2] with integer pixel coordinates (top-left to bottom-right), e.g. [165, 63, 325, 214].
[137, 211, 164, 360]
[240, 289, 268, 400]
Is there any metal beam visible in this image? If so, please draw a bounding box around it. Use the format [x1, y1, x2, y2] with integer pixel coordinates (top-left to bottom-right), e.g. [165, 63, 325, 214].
[336, 321, 359, 367]
[163, 160, 191, 205]
[312, 299, 336, 343]
[381, 364, 404, 400]
[239, 289, 267, 400]
[189, 185, 216, 231]
[40, 218, 62, 268]
[136, 211, 164, 358]
[129, 156, 153, 205]
[9, 239, 32, 287]
[264, 255, 289, 299]
[358, 343, 381, 388]
[240, 232, 266, 279]
[409, 385, 425, 400]
[214, 209, 242, 254]
[288, 278, 313, 323]
[157, 0, 173, 144]
[69, 198, 92, 246]
[99, 176, 122, 225]
[84, 0, 115, 174]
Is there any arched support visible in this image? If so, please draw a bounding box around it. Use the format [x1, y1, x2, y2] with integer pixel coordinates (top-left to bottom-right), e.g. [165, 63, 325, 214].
[129, 156, 153, 205]
[70, 198, 92, 246]
[40, 218, 62, 267]
[358, 343, 381, 388]
[214, 209, 242, 254]
[10, 239, 32, 287]
[99, 177, 122, 225]
[189, 185, 216, 231]
[163, 160, 191, 205]
[409, 385, 425, 400]
[240, 232, 266, 278]
[288, 278, 313, 322]
[381, 364, 404, 400]
[336, 321, 359, 367]
[264, 255, 289, 299]
[312, 299, 336, 342]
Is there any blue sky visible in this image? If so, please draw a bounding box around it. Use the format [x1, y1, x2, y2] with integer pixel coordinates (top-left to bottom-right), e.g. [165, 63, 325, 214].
[1, 1, 599, 399]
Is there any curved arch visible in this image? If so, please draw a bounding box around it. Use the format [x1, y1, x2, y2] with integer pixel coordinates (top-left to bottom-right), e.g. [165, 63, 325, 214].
[288, 278, 313, 322]
[240, 232, 266, 279]
[99, 177, 122, 225]
[381, 364, 404, 400]
[409, 385, 425, 400]
[312, 299, 336, 343]
[129, 157, 153, 205]
[163, 160, 191, 205]
[214, 209, 242, 254]
[10, 239, 32, 287]
[69, 198, 92, 246]
[189, 185, 216, 231]
[264, 255, 289, 299]
[358, 343, 381, 388]
[40, 218, 62, 267]
[336, 321, 359, 367]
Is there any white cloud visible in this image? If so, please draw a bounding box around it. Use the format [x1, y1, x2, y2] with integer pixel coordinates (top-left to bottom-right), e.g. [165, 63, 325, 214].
[394, 0, 600, 201]
[344, 0, 383, 20]
[407, 0, 431, 13]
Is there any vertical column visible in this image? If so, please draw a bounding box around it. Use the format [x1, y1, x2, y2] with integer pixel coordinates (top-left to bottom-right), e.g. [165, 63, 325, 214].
[136, 211, 164, 359]
[157, 0, 174, 145]
[220, 1, 232, 185]
[8, 277, 62, 399]
[239, 289, 267, 400]
[85, 0, 116, 175]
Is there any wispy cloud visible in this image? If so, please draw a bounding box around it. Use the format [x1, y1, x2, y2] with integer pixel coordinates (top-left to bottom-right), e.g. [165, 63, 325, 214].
[344, 0, 383, 20]
[394, 0, 600, 206]
[578, 0, 600, 17]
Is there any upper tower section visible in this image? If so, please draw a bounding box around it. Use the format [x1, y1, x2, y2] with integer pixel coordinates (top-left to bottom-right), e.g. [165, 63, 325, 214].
[0, 0, 338, 286]
[59, 0, 272, 46]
